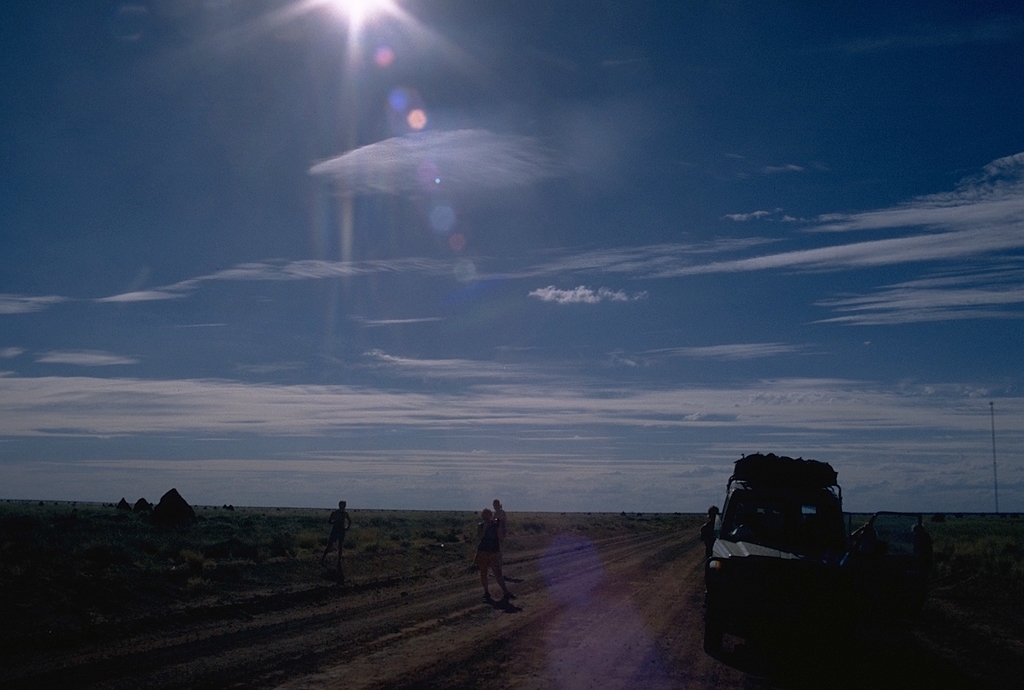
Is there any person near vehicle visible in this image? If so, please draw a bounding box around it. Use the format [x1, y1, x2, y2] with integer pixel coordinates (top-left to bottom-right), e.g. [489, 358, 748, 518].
[700, 505, 720, 558]
[475, 507, 512, 601]
[912, 523, 933, 568]
[321, 500, 352, 581]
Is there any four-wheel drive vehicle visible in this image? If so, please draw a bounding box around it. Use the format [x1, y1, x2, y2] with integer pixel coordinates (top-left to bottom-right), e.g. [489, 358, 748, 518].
[703, 453, 849, 654]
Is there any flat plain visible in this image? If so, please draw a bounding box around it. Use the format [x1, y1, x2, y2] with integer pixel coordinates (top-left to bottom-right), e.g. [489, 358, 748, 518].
[1, 501, 1022, 689]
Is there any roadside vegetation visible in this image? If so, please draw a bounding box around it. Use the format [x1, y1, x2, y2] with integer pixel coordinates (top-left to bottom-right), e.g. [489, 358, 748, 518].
[927, 514, 1024, 601]
[843, 511, 1024, 603]
[0, 500, 693, 651]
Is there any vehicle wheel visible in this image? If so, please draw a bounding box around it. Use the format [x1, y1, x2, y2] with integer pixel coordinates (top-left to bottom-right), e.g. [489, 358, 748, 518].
[703, 599, 724, 655]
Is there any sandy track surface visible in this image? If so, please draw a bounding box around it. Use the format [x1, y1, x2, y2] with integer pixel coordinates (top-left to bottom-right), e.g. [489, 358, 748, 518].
[0, 528, 1001, 690]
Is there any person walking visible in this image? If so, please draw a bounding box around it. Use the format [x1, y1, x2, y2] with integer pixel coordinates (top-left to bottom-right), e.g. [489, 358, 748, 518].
[474, 508, 512, 602]
[321, 500, 352, 582]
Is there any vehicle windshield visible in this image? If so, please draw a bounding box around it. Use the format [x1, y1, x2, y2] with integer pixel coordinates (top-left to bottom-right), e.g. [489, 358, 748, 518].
[721, 490, 846, 555]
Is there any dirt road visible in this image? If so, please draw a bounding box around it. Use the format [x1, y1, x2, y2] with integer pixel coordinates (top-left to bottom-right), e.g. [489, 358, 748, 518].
[0, 527, 994, 690]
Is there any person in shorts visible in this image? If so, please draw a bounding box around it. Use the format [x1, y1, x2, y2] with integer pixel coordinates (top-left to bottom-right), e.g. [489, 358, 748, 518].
[492, 498, 508, 564]
[474, 508, 512, 601]
[321, 500, 352, 581]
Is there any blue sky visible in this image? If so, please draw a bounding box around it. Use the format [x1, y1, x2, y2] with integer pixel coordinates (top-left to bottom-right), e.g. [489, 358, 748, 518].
[1, 0, 1022, 512]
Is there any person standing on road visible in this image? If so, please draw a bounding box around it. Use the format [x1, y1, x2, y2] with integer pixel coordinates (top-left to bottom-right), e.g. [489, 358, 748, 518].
[475, 508, 512, 602]
[700, 505, 719, 558]
[493, 498, 508, 564]
[321, 500, 352, 582]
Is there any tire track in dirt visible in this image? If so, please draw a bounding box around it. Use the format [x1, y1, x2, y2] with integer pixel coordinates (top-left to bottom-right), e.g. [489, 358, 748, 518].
[374, 530, 753, 690]
[3, 529, 689, 690]
[273, 529, 752, 690]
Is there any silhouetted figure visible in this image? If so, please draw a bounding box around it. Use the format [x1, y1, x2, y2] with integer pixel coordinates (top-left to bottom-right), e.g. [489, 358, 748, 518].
[912, 523, 933, 568]
[493, 498, 508, 566]
[321, 500, 352, 582]
[700, 505, 720, 558]
[475, 508, 512, 601]
[851, 521, 881, 555]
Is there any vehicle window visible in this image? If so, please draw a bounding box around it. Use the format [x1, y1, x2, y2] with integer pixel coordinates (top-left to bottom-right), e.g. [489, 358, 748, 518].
[722, 492, 844, 554]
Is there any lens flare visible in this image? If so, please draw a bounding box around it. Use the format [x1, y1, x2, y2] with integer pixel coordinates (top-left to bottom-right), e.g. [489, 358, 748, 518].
[386, 87, 428, 135]
[407, 109, 427, 130]
[429, 204, 456, 234]
[374, 45, 395, 67]
[388, 88, 408, 112]
[416, 159, 440, 190]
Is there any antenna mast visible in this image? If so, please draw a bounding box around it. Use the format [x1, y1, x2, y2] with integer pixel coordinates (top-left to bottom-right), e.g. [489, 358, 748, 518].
[991, 401, 999, 514]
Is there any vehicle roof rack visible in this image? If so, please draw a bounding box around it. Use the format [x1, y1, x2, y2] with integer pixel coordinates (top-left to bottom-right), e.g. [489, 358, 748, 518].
[730, 453, 839, 490]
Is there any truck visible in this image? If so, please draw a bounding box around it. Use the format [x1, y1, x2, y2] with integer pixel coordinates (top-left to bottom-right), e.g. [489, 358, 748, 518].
[703, 453, 850, 654]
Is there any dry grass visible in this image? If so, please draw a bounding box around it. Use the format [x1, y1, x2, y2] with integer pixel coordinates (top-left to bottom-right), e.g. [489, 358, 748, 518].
[927, 514, 1024, 600]
[0, 500, 693, 647]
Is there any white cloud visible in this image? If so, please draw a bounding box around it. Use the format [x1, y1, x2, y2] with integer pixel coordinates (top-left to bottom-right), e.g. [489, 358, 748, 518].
[308, 129, 563, 196]
[763, 164, 805, 174]
[98, 290, 184, 303]
[653, 227, 1024, 277]
[646, 343, 805, 360]
[0, 294, 66, 314]
[362, 349, 522, 380]
[529, 285, 647, 304]
[724, 210, 773, 221]
[647, 155, 1024, 278]
[837, 20, 1024, 54]
[0, 347, 25, 358]
[1, 372, 1020, 511]
[813, 152, 1024, 234]
[816, 266, 1024, 325]
[35, 351, 139, 366]
[355, 317, 444, 327]
[0, 372, 1018, 443]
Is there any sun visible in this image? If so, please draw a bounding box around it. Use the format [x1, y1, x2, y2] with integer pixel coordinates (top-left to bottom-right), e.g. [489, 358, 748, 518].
[325, 0, 394, 29]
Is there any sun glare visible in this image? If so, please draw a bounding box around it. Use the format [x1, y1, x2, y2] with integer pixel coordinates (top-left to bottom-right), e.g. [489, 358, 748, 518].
[326, 0, 393, 27]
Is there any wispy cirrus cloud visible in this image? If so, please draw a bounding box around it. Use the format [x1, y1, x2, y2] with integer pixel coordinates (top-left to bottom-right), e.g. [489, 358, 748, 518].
[308, 129, 563, 196]
[98, 290, 184, 303]
[0, 371, 1016, 440]
[645, 343, 806, 360]
[91, 153, 1024, 330]
[651, 227, 1024, 277]
[354, 317, 444, 327]
[529, 285, 647, 304]
[837, 19, 1024, 54]
[1, 347, 25, 358]
[363, 349, 524, 380]
[653, 152, 1024, 277]
[98, 258, 457, 303]
[812, 152, 1024, 234]
[35, 350, 138, 366]
[816, 266, 1024, 325]
[0, 294, 66, 314]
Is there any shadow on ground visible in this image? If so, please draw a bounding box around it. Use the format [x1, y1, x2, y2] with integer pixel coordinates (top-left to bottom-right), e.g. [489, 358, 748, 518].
[709, 621, 989, 690]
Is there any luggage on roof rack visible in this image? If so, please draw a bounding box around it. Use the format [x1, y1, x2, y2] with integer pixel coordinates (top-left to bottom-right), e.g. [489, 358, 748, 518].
[730, 453, 838, 488]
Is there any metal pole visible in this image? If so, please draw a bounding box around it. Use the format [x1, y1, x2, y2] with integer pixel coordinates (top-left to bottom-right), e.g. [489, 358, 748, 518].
[991, 401, 999, 514]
